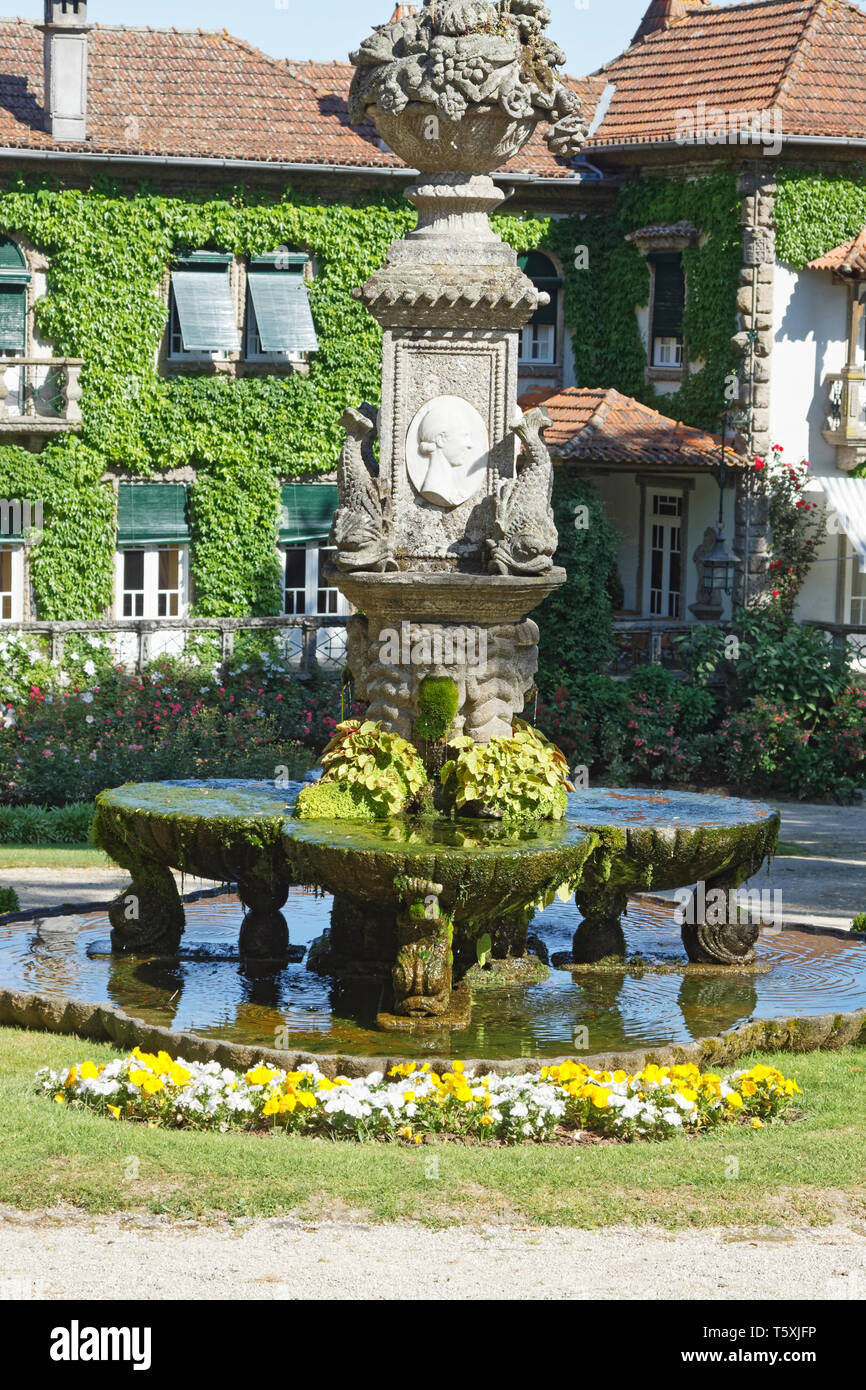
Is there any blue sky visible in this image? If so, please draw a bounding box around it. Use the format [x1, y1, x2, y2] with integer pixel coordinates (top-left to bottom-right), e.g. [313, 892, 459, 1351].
[14, 0, 856, 71]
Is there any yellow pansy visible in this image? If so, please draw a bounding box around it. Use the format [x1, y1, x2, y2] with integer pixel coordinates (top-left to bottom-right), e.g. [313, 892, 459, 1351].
[107, 1105, 121, 1120]
[245, 1065, 281, 1087]
[80, 1061, 99, 1081]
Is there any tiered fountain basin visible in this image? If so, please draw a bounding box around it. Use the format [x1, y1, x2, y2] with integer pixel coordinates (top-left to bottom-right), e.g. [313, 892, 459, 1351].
[89, 779, 782, 1025]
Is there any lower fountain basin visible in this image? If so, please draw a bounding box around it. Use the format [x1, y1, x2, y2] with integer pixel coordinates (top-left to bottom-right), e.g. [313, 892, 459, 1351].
[90, 779, 781, 1020]
[2, 892, 864, 1063]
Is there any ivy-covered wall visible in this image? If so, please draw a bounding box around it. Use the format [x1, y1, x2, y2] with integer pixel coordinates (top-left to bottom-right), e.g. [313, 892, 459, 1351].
[4, 163, 851, 623]
[544, 168, 744, 433]
[0, 179, 418, 619]
[0, 176, 564, 622]
[774, 167, 866, 269]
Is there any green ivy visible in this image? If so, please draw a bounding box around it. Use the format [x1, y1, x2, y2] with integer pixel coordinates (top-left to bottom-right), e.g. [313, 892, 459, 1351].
[0, 176, 414, 618]
[0, 167, 764, 622]
[546, 168, 744, 432]
[774, 167, 866, 269]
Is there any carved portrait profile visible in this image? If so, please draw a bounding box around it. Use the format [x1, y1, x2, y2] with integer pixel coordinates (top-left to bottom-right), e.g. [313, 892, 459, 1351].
[406, 395, 489, 509]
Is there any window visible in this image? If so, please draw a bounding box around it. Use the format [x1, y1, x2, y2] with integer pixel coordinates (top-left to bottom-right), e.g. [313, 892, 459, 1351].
[850, 558, 866, 626]
[649, 253, 685, 369]
[116, 483, 190, 621]
[648, 493, 684, 618]
[119, 547, 186, 621]
[517, 251, 561, 367]
[281, 544, 344, 618]
[122, 549, 145, 618]
[168, 252, 239, 359]
[0, 548, 13, 620]
[0, 237, 28, 359]
[245, 253, 318, 362]
[283, 544, 306, 616]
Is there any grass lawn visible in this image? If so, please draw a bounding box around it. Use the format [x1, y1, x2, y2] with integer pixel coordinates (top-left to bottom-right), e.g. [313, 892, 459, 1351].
[0, 846, 112, 871]
[1, 1027, 865, 1228]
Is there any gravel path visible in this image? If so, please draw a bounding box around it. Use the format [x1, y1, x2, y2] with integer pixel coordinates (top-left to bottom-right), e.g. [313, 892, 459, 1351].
[0, 1208, 863, 1300]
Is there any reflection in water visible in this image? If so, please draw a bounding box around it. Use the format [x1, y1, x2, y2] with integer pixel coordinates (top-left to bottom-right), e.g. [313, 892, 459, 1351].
[678, 970, 759, 1041]
[0, 890, 864, 1059]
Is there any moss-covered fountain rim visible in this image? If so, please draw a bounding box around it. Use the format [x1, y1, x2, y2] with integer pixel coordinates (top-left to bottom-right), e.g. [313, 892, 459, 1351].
[96, 779, 780, 835]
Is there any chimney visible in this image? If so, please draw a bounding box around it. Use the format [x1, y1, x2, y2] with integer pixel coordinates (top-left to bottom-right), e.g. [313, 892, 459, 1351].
[41, 1, 90, 141]
[632, 0, 710, 45]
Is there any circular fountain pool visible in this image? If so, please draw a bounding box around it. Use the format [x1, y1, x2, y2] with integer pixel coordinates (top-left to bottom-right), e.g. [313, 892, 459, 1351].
[2, 889, 864, 1060]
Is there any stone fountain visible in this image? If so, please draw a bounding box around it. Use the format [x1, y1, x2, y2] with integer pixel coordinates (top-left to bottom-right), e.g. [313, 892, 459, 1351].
[91, 1, 781, 1037]
[334, 0, 586, 742]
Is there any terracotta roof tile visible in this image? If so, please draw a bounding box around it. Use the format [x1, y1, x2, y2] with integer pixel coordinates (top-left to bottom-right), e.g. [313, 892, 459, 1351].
[587, 0, 866, 148]
[0, 20, 601, 177]
[807, 224, 866, 273]
[520, 386, 744, 467]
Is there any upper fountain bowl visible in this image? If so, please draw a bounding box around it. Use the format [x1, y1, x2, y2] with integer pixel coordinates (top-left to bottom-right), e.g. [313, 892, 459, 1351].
[370, 105, 538, 176]
[348, 4, 588, 177]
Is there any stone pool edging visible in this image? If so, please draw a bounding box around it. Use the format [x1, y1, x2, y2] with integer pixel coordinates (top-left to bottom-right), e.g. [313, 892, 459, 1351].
[1, 983, 862, 1080]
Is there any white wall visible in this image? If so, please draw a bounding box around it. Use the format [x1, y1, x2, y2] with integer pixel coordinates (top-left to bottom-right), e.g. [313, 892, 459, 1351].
[770, 262, 851, 478]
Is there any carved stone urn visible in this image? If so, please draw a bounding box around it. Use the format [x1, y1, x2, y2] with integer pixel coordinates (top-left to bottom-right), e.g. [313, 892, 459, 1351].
[331, 0, 587, 743]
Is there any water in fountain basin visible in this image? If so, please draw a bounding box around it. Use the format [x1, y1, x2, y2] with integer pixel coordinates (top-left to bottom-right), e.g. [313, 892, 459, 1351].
[1, 889, 864, 1059]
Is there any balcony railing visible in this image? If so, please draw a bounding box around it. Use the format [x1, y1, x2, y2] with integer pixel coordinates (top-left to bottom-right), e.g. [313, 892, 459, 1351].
[806, 621, 866, 669]
[0, 357, 83, 433]
[609, 620, 700, 676]
[10, 615, 348, 674]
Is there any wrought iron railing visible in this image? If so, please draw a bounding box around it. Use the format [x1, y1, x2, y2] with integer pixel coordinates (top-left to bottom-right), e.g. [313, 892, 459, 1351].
[805, 621, 866, 669]
[608, 620, 699, 675]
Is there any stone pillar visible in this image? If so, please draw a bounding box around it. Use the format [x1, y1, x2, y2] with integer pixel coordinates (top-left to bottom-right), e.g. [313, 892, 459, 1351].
[732, 169, 776, 607]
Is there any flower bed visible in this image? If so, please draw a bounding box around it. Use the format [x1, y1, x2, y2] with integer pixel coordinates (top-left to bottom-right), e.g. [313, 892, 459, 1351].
[37, 1049, 801, 1144]
[0, 651, 353, 806]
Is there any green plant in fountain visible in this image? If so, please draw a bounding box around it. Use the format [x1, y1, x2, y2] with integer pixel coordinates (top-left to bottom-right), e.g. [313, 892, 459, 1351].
[295, 720, 429, 821]
[852, 913, 866, 935]
[441, 719, 573, 824]
[0, 887, 20, 915]
[413, 676, 460, 744]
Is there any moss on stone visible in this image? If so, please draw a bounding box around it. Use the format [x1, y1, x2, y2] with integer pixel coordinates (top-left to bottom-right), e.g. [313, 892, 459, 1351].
[413, 676, 460, 744]
[294, 780, 384, 823]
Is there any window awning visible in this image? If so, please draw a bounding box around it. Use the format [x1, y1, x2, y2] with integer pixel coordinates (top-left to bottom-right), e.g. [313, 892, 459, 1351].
[817, 476, 866, 574]
[117, 483, 190, 548]
[171, 269, 239, 352]
[248, 271, 318, 353]
[279, 483, 338, 544]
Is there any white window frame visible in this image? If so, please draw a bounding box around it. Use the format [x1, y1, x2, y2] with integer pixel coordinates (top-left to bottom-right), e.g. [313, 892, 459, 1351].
[115, 546, 189, 621]
[844, 540, 866, 626]
[645, 492, 684, 620]
[652, 335, 683, 369]
[0, 545, 23, 623]
[279, 542, 350, 619]
[518, 322, 557, 366]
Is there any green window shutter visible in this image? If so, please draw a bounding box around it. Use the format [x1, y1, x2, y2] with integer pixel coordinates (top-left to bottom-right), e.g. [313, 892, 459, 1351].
[117, 483, 190, 547]
[248, 271, 318, 353]
[279, 483, 338, 544]
[171, 269, 239, 352]
[0, 285, 26, 352]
